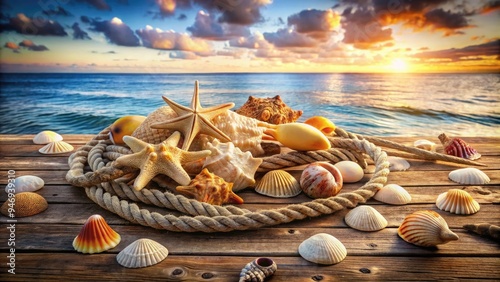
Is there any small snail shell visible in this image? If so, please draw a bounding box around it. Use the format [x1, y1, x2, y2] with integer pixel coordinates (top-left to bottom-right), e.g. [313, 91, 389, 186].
[300, 162, 343, 198]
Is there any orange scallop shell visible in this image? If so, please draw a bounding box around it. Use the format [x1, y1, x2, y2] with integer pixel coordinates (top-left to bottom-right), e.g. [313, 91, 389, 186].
[73, 214, 121, 254]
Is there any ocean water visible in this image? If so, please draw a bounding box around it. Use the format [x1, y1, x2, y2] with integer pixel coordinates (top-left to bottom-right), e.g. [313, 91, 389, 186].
[0, 72, 499, 137]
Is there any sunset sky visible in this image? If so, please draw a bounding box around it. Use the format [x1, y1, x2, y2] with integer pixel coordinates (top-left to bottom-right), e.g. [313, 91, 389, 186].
[1, 0, 499, 73]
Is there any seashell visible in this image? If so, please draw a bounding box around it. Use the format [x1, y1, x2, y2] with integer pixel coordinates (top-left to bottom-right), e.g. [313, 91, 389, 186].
[398, 210, 459, 247]
[438, 133, 481, 160]
[298, 233, 347, 265]
[109, 115, 146, 145]
[436, 189, 480, 215]
[0, 192, 48, 217]
[387, 156, 410, 171]
[264, 123, 331, 151]
[33, 130, 63, 144]
[413, 139, 436, 152]
[448, 167, 490, 185]
[132, 106, 179, 145]
[116, 238, 169, 268]
[255, 170, 301, 198]
[463, 223, 500, 242]
[300, 162, 343, 198]
[176, 168, 244, 205]
[304, 116, 336, 135]
[373, 184, 411, 205]
[239, 257, 277, 282]
[4, 175, 44, 194]
[344, 205, 388, 232]
[73, 214, 121, 254]
[236, 95, 303, 124]
[38, 140, 74, 154]
[334, 161, 364, 183]
[202, 140, 263, 192]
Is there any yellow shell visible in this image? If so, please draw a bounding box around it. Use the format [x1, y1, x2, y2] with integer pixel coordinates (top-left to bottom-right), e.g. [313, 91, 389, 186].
[109, 115, 147, 145]
[304, 116, 336, 135]
[265, 123, 331, 151]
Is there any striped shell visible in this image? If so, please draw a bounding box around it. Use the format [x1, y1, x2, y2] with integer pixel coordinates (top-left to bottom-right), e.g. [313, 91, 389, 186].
[39, 140, 74, 154]
[300, 162, 343, 199]
[116, 238, 169, 268]
[398, 210, 459, 247]
[438, 133, 481, 160]
[413, 139, 436, 151]
[448, 168, 490, 185]
[0, 192, 48, 217]
[373, 184, 411, 205]
[255, 170, 301, 198]
[239, 257, 277, 282]
[73, 214, 121, 254]
[387, 156, 410, 171]
[5, 175, 44, 194]
[298, 233, 347, 265]
[436, 189, 480, 215]
[344, 205, 388, 232]
[33, 130, 63, 144]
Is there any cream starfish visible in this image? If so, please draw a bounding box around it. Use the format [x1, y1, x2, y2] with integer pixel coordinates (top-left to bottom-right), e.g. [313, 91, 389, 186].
[115, 132, 211, 191]
[150, 81, 235, 150]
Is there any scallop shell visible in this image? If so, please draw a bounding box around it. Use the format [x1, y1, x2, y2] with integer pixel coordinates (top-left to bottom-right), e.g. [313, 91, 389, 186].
[438, 133, 481, 160]
[0, 192, 48, 217]
[298, 233, 347, 265]
[436, 189, 480, 215]
[38, 140, 74, 154]
[5, 175, 44, 194]
[33, 130, 63, 144]
[255, 170, 301, 198]
[202, 140, 263, 192]
[236, 95, 303, 124]
[116, 238, 169, 268]
[334, 161, 364, 183]
[73, 214, 121, 254]
[304, 116, 336, 135]
[387, 156, 410, 171]
[300, 162, 343, 199]
[264, 123, 331, 151]
[239, 257, 277, 282]
[398, 210, 459, 247]
[413, 139, 436, 152]
[344, 205, 388, 232]
[448, 168, 490, 185]
[373, 184, 411, 205]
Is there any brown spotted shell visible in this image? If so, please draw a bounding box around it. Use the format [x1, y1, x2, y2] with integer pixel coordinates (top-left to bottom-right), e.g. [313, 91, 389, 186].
[236, 95, 303, 124]
[1, 192, 48, 217]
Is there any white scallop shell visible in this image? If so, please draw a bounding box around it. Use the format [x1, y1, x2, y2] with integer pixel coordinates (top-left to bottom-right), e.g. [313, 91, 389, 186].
[255, 170, 301, 198]
[398, 210, 459, 247]
[298, 233, 347, 265]
[448, 168, 490, 185]
[5, 175, 44, 194]
[38, 140, 74, 154]
[344, 205, 388, 232]
[373, 184, 411, 205]
[116, 238, 169, 268]
[436, 189, 480, 215]
[33, 130, 63, 144]
[203, 139, 263, 192]
[334, 161, 364, 183]
[413, 139, 436, 152]
[387, 156, 410, 171]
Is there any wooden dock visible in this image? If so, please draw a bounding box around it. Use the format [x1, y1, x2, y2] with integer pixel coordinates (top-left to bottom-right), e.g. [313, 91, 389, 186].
[0, 134, 499, 281]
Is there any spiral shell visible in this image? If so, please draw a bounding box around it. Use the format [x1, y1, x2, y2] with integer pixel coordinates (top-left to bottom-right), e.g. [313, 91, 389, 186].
[398, 210, 459, 247]
[436, 189, 480, 215]
[344, 205, 388, 232]
[438, 133, 481, 160]
[239, 257, 277, 282]
[116, 238, 169, 268]
[298, 233, 347, 265]
[373, 184, 411, 205]
[448, 167, 490, 185]
[300, 162, 343, 199]
[463, 223, 500, 242]
[255, 170, 301, 198]
[73, 214, 121, 254]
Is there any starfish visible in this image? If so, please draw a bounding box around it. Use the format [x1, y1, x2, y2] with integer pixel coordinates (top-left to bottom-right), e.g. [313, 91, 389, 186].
[115, 132, 211, 191]
[150, 81, 235, 150]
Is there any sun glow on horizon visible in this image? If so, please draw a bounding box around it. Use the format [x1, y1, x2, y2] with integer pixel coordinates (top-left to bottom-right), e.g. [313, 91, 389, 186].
[390, 58, 409, 72]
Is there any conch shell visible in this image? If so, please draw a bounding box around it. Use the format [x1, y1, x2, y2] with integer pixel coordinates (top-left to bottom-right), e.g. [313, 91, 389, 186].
[236, 95, 302, 124]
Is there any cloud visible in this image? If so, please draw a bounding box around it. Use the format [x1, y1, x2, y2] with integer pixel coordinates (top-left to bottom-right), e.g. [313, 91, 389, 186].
[42, 6, 72, 17]
[19, 39, 49, 51]
[81, 16, 91, 23]
[421, 8, 471, 36]
[169, 50, 198, 60]
[0, 13, 68, 36]
[193, 0, 272, 25]
[156, 0, 191, 17]
[341, 6, 393, 49]
[187, 10, 250, 40]
[72, 22, 91, 40]
[90, 17, 140, 46]
[78, 0, 111, 11]
[136, 25, 212, 53]
[229, 31, 272, 49]
[264, 28, 318, 48]
[4, 41, 20, 52]
[413, 39, 500, 61]
[287, 9, 341, 39]
[480, 0, 500, 13]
